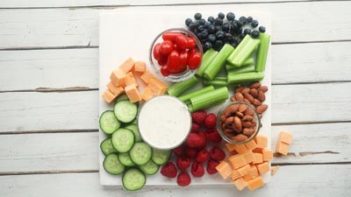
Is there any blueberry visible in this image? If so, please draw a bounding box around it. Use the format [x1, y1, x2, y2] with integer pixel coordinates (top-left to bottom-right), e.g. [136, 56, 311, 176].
[222, 23, 230, 32]
[215, 25, 222, 32]
[215, 31, 225, 40]
[214, 40, 224, 51]
[218, 12, 225, 19]
[208, 25, 216, 33]
[194, 13, 202, 20]
[204, 42, 212, 50]
[251, 30, 259, 38]
[239, 16, 247, 25]
[185, 18, 193, 27]
[215, 18, 223, 26]
[259, 26, 266, 33]
[226, 12, 235, 21]
[207, 16, 215, 23]
[251, 20, 258, 28]
[204, 22, 211, 28]
[199, 19, 206, 25]
[243, 28, 251, 35]
[189, 22, 197, 31]
[200, 30, 209, 38]
[198, 25, 205, 32]
[237, 20, 243, 27]
[224, 33, 233, 42]
[247, 16, 253, 23]
[208, 34, 216, 43]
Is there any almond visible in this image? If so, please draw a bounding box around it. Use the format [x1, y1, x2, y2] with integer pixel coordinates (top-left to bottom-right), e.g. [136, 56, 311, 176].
[243, 128, 255, 136]
[225, 117, 234, 125]
[256, 104, 268, 114]
[232, 134, 248, 142]
[249, 88, 258, 98]
[244, 108, 254, 116]
[234, 116, 242, 132]
[236, 111, 244, 118]
[250, 82, 261, 89]
[258, 91, 266, 102]
[238, 104, 248, 113]
[259, 86, 268, 92]
[242, 121, 253, 128]
[253, 99, 262, 106]
[236, 86, 244, 93]
[243, 92, 255, 103]
[234, 92, 244, 101]
[242, 88, 250, 94]
[243, 115, 253, 121]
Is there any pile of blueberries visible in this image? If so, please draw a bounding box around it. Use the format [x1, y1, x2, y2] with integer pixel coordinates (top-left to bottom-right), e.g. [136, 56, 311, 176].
[185, 12, 266, 51]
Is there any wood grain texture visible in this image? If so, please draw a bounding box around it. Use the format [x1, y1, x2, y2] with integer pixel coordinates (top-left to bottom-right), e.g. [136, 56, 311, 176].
[1, 41, 350, 91]
[0, 165, 350, 197]
[0, 123, 349, 173]
[1, 2, 351, 49]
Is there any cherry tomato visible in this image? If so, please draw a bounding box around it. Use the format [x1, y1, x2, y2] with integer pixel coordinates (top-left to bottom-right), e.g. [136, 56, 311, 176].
[162, 32, 183, 42]
[167, 50, 185, 74]
[186, 37, 196, 49]
[160, 40, 174, 55]
[187, 51, 202, 70]
[175, 34, 188, 50]
[179, 51, 188, 67]
[160, 66, 171, 76]
[153, 43, 161, 60]
[157, 55, 167, 66]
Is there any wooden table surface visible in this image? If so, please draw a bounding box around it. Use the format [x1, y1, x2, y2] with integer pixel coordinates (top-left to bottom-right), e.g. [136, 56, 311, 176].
[0, 0, 350, 196]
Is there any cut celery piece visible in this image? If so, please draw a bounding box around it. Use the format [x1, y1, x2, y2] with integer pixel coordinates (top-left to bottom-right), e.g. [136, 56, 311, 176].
[227, 35, 260, 67]
[167, 76, 198, 97]
[178, 86, 215, 102]
[227, 71, 264, 84]
[190, 87, 229, 112]
[203, 44, 234, 80]
[205, 80, 227, 87]
[196, 49, 218, 77]
[256, 33, 271, 72]
[226, 64, 255, 73]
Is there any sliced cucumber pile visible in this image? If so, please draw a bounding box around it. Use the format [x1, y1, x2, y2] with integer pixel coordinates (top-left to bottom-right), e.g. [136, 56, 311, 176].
[99, 98, 170, 191]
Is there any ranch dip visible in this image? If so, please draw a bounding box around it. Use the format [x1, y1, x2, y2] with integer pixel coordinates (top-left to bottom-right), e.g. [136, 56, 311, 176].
[138, 96, 191, 149]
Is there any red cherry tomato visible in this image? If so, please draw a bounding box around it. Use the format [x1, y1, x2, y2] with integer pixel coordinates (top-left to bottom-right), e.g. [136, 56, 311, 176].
[187, 51, 202, 70]
[179, 51, 188, 67]
[167, 50, 185, 74]
[157, 55, 167, 66]
[176, 34, 188, 50]
[153, 43, 161, 60]
[160, 66, 171, 76]
[160, 40, 174, 55]
[162, 32, 183, 42]
[186, 37, 196, 49]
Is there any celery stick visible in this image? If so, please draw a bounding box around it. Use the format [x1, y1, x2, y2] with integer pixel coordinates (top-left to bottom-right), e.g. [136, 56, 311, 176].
[196, 49, 218, 77]
[190, 87, 229, 111]
[226, 64, 255, 73]
[206, 80, 228, 87]
[227, 71, 264, 84]
[214, 76, 227, 81]
[167, 76, 198, 96]
[227, 35, 260, 67]
[178, 86, 215, 102]
[256, 33, 271, 72]
[203, 44, 234, 80]
[243, 57, 255, 66]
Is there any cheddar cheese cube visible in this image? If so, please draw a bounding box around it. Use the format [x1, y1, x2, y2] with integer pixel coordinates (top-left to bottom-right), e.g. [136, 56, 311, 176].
[248, 165, 259, 177]
[225, 143, 236, 152]
[255, 135, 268, 148]
[110, 68, 126, 87]
[107, 82, 124, 96]
[125, 84, 141, 103]
[253, 147, 264, 153]
[233, 144, 248, 154]
[243, 152, 254, 164]
[102, 90, 117, 104]
[243, 174, 255, 182]
[232, 178, 247, 191]
[140, 71, 155, 84]
[247, 176, 264, 191]
[134, 61, 146, 73]
[244, 140, 257, 150]
[149, 78, 168, 95]
[228, 155, 247, 169]
[279, 131, 293, 145]
[276, 142, 289, 155]
[141, 86, 154, 101]
[237, 164, 251, 176]
[231, 170, 241, 181]
[262, 149, 273, 161]
[253, 153, 263, 164]
[257, 162, 270, 175]
[120, 58, 135, 73]
[216, 161, 232, 179]
[125, 72, 137, 86]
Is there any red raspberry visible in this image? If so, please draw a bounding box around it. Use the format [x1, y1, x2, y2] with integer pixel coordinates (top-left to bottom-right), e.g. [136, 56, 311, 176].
[160, 162, 178, 178]
[207, 159, 219, 174]
[209, 146, 226, 161]
[191, 111, 207, 124]
[204, 113, 217, 128]
[191, 123, 200, 132]
[185, 147, 198, 158]
[176, 157, 191, 170]
[196, 149, 209, 163]
[177, 171, 191, 187]
[173, 145, 185, 157]
[191, 161, 205, 177]
[206, 130, 222, 143]
[186, 133, 206, 148]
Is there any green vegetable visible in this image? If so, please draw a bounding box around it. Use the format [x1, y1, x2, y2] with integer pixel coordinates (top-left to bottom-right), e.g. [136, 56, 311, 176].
[189, 87, 229, 112]
[196, 49, 218, 77]
[227, 71, 264, 84]
[226, 57, 254, 69]
[256, 33, 271, 72]
[226, 64, 255, 73]
[203, 44, 234, 80]
[227, 35, 260, 67]
[178, 86, 215, 102]
[167, 76, 198, 96]
[203, 80, 227, 87]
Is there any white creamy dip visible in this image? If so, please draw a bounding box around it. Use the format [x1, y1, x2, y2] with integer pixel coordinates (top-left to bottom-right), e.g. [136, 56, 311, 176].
[138, 96, 191, 149]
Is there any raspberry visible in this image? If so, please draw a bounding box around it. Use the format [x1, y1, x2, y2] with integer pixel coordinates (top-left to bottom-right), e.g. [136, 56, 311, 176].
[160, 162, 178, 178]
[191, 161, 205, 177]
[177, 171, 191, 187]
[204, 113, 217, 128]
[206, 130, 222, 143]
[185, 147, 198, 158]
[196, 149, 209, 163]
[191, 123, 200, 132]
[176, 157, 191, 170]
[207, 159, 219, 174]
[173, 145, 185, 157]
[186, 133, 206, 148]
[209, 146, 226, 161]
[191, 110, 207, 124]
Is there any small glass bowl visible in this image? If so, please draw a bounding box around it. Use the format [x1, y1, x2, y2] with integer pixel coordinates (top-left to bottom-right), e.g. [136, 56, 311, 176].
[149, 28, 203, 82]
[217, 101, 262, 144]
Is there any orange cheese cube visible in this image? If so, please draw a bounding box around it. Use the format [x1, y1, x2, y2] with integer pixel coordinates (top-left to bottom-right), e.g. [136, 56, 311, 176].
[134, 61, 146, 73]
[149, 78, 168, 95]
[140, 71, 155, 84]
[216, 161, 232, 179]
[262, 149, 273, 161]
[125, 84, 141, 103]
[120, 58, 135, 73]
[243, 152, 254, 164]
[142, 86, 154, 101]
[248, 165, 259, 177]
[231, 170, 241, 181]
[233, 144, 248, 154]
[253, 147, 264, 153]
[107, 82, 124, 96]
[243, 174, 255, 182]
[237, 164, 251, 176]
[276, 142, 290, 155]
[257, 162, 270, 175]
[110, 68, 126, 87]
[102, 90, 117, 104]
[228, 155, 247, 169]
[279, 131, 293, 145]
[232, 178, 247, 191]
[225, 143, 236, 152]
[125, 72, 137, 86]
[244, 140, 257, 150]
[255, 135, 268, 148]
[253, 153, 263, 164]
[271, 166, 279, 176]
[247, 176, 264, 191]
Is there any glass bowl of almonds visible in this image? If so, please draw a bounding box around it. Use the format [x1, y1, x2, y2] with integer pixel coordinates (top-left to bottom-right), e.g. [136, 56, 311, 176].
[217, 101, 262, 144]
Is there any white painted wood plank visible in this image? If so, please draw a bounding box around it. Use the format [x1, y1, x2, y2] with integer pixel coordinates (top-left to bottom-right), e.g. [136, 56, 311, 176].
[1, 82, 350, 132]
[0, 123, 349, 173]
[0, 165, 350, 197]
[0, 0, 306, 8]
[1, 41, 350, 91]
[1, 2, 351, 48]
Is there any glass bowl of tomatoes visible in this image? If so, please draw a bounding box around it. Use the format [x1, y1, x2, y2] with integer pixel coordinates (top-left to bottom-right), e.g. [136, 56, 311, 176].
[149, 28, 203, 82]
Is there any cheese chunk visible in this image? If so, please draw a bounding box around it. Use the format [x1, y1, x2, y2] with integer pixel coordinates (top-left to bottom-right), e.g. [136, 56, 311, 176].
[257, 162, 270, 175]
[233, 144, 248, 154]
[225, 143, 236, 152]
[149, 78, 168, 95]
[134, 61, 146, 73]
[125, 84, 141, 103]
[120, 58, 135, 73]
[110, 68, 126, 87]
[247, 176, 264, 191]
[255, 135, 268, 148]
[262, 149, 273, 161]
[140, 71, 155, 84]
[216, 161, 232, 179]
[279, 131, 293, 145]
[107, 82, 123, 96]
[233, 178, 247, 191]
[276, 142, 290, 155]
[231, 170, 241, 181]
[102, 90, 116, 104]
[243, 174, 255, 182]
[237, 164, 251, 176]
[228, 155, 247, 169]
[248, 165, 259, 177]
[244, 140, 257, 150]
[253, 153, 263, 164]
[142, 86, 154, 101]
[243, 152, 254, 164]
[125, 72, 137, 86]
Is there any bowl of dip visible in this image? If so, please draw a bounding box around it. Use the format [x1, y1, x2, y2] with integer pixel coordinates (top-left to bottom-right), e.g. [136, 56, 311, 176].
[138, 96, 191, 150]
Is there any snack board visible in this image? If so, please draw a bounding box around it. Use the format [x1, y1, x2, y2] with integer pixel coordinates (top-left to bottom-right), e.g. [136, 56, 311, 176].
[99, 7, 271, 187]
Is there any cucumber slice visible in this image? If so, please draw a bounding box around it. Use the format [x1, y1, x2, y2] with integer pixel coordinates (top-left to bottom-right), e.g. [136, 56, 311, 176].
[122, 168, 146, 191]
[103, 154, 125, 175]
[114, 100, 138, 123]
[100, 138, 117, 155]
[116, 94, 129, 102]
[112, 128, 135, 153]
[152, 149, 171, 165]
[119, 152, 135, 167]
[99, 110, 120, 134]
[125, 124, 142, 142]
[139, 160, 159, 175]
[129, 142, 152, 165]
